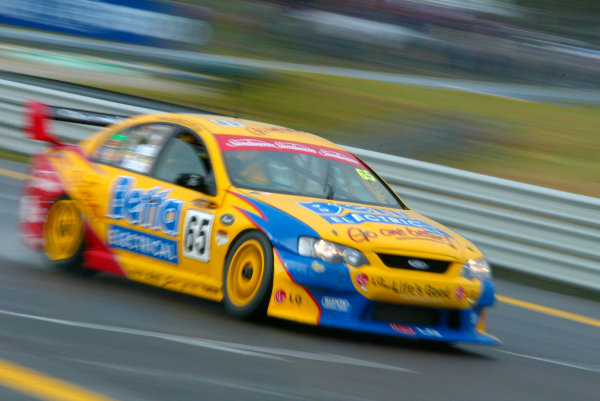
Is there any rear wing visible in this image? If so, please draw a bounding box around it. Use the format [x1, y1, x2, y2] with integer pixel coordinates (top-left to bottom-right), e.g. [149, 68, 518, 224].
[25, 100, 127, 146]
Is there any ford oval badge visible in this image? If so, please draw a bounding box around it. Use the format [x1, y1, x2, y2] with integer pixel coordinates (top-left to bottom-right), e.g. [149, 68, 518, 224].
[408, 259, 429, 270]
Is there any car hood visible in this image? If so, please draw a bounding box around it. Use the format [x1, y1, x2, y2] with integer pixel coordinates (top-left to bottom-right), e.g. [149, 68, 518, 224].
[236, 189, 469, 261]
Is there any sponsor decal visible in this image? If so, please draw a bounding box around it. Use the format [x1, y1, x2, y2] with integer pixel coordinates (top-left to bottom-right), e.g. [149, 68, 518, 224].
[183, 210, 214, 262]
[470, 311, 479, 326]
[111, 133, 127, 141]
[126, 268, 219, 295]
[275, 141, 318, 154]
[321, 296, 351, 312]
[356, 168, 376, 181]
[224, 138, 317, 155]
[226, 138, 276, 149]
[380, 227, 451, 243]
[216, 135, 364, 167]
[348, 227, 451, 244]
[220, 213, 235, 226]
[215, 230, 229, 246]
[274, 290, 302, 305]
[18, 195, 43, 223]
[355, 273, 369, 291]
[416, 327, 442, 338]
[310, 261, 326, 273]
[108, 225, 178, 264]
[274, 289, 286, 304]
[318, 149, 359, 165]
[71, 177, 104, 220]
[371, 276, 451, 299]
[455, 286, 466, 301]
[191, 199, 218, 209]
[29, 170, 63, 192]
[289, 293, 303, 305]
[108, 176, 183, 236]
[299, 202, 450, 237]
[390, 324, 416, 335]
[347, 228, 378, 243]
[54, 108, 123, 126]
[300, 202, 407, 218]
[211, 120, 246, 127]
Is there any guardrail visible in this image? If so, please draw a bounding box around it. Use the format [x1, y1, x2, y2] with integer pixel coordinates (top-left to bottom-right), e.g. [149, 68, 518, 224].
[1, 78, 599, 291]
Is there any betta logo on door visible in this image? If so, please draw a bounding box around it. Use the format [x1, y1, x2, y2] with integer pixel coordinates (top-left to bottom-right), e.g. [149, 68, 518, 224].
[108, 176, 183, 236]
[106, 176, 184, 264]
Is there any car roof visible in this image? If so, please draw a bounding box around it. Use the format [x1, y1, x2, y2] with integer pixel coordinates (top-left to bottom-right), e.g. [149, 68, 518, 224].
[175, 113, 343, 149]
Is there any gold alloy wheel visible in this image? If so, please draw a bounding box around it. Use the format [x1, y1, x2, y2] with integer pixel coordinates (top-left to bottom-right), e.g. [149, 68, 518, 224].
[43, 199, 84, 261]
[226, 239, 266, 307]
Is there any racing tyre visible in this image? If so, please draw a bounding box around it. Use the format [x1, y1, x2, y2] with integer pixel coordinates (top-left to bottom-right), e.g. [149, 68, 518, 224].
[42, 196, 93, 275]
[223, 231, 274, 319]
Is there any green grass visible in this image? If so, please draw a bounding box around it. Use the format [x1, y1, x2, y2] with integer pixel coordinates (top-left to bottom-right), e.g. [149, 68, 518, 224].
[0, 149, 30, 164]
[72, 71, 599, 197]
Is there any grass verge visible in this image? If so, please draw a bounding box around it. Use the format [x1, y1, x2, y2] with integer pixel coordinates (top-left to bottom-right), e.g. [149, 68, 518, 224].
[0, 149, 30, 164]
[94, 71, 600, 197]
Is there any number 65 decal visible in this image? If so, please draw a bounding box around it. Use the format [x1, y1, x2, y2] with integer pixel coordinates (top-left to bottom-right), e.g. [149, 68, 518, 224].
[183, 210, 214, 262]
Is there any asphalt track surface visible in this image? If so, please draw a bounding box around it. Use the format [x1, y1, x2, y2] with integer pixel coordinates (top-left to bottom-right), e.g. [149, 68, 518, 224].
[0, 158, 599, 401]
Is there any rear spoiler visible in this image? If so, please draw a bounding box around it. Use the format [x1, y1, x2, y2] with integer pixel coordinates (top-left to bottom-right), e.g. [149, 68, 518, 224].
[25, 100, 127, 146]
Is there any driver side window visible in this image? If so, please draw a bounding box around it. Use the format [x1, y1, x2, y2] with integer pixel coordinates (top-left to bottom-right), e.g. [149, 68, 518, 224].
[153, 132, 216, 196]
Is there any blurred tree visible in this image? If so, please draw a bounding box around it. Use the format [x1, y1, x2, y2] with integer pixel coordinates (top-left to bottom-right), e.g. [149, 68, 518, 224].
[514, 0, 600, 42]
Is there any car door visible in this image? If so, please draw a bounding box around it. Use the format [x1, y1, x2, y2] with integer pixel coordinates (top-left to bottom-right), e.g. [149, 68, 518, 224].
[88, 120, 224, 299]
[92, 122, 179, 270]
[148, 129, 222, 278]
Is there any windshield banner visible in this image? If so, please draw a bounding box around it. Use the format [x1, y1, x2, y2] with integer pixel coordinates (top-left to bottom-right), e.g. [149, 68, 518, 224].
[216, 135, 365, 167]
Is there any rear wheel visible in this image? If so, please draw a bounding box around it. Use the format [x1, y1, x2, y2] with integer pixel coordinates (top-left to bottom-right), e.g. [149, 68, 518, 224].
[223, 231, 273, 319]
[43, 196, 92, 275]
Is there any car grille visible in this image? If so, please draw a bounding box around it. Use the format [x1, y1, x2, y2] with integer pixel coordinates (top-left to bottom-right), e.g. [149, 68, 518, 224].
[370, 303, 440, 326]
[376, 254, 450, 273]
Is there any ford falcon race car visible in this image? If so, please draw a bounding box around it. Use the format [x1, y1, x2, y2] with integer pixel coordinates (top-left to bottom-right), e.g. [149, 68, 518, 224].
[19, 101, 499, 345]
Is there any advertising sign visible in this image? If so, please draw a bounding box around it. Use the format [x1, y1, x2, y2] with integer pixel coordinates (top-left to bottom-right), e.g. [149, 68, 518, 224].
[0, 0, 212, 48]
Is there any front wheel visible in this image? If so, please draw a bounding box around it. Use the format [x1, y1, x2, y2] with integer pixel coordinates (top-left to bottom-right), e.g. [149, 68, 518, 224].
[223, 231, 273, 319]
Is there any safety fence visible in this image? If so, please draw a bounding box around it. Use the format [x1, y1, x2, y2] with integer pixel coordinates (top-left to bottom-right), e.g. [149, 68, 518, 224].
[1, 78, 598, 291]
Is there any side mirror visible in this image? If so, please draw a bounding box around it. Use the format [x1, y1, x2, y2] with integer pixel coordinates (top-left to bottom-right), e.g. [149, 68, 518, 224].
[175, 173, 206, 191]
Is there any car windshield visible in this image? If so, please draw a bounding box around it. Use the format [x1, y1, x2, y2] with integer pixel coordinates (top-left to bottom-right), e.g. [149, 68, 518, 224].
[222, 148, 404, 207]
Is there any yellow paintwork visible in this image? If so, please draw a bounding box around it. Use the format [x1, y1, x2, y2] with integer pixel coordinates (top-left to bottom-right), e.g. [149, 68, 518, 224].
[41, 112, 490, 326]
[43, 199, 83, 261]
[233, 190, 486, 309]
[348, 267, 482, 308]
[267, 250, 321, 325]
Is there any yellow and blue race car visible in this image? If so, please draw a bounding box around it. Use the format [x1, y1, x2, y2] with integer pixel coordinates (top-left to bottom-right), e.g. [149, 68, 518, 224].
[19, 101, 499, 344]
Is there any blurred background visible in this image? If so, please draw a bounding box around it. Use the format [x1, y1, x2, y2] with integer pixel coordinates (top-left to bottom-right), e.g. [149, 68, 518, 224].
[0, 0, 598, 196]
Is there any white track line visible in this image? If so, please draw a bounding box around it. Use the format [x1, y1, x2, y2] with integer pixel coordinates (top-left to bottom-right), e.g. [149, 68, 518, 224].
[0, 308, 416, 373]
[495, 350, 600, 373]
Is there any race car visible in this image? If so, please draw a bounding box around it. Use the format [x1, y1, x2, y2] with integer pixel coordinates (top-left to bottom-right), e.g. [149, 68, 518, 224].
[19, 101, 499, 345]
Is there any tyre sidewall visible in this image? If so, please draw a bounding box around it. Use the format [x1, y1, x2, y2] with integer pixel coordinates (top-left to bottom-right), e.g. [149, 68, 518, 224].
[223, 231, 274, 319]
